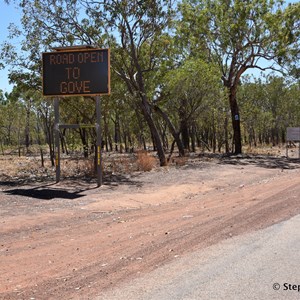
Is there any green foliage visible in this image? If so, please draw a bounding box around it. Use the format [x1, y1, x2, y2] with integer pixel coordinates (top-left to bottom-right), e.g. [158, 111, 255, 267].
[162, 58, 221, 125]
[239, 75, 300, 145]
[177, 0, 300, 153]
[0, 0, 299, 158]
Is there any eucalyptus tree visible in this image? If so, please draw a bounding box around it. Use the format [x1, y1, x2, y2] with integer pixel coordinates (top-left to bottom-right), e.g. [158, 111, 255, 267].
[263, 75, 300, 145]
[286, 82, 300, 128]
[239, 74, 300, 146]
[263, 76, 288, 145]
[1, 1, 52, 157]
[2, 0, 175, 166]
[161, 57, 222, 151]
[179, 0, 300, 153]
[0, 86, 27, 152]
[238, 77, 277, 146]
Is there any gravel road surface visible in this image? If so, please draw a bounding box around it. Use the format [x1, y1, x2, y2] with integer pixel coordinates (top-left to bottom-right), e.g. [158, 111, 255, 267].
[99, 214, 300, 300]
[1, 154, 300, 299]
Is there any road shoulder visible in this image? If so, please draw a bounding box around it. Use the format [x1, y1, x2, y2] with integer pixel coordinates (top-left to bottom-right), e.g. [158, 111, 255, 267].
[98, 214, 300, 300]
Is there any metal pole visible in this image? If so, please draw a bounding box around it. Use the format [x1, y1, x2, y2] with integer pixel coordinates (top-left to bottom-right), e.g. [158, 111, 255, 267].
[54, 98, 60, 183]
[96, 96, 102, 187]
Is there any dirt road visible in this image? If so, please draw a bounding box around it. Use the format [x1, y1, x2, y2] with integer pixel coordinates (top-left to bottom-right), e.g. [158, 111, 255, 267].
[1, 155, 300, 299]
[98, 214, 300, 300]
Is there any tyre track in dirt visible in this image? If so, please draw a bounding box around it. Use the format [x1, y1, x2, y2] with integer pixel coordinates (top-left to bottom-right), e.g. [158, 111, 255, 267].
[1, 162, 300, 299]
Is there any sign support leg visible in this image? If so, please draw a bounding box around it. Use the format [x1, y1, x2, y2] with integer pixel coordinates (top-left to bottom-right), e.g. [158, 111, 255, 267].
[54, 98, 60, 183]
[96, 96, 102, 187]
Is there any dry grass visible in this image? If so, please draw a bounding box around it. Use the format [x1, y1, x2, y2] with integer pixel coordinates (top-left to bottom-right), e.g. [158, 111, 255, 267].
[171, 156, 188, 166]
[136, 150, 157, 172]
[0, 145, 289, 184]
[0, 155, 53, 181]
[111, 156, 133, 174]
[244, 145, 284, 156]
[61, 158, 95, 177]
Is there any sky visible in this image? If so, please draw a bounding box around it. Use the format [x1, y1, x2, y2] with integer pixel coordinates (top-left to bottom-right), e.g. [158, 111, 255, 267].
[0, 1, 21, 94]
[0, 0, 299, 95]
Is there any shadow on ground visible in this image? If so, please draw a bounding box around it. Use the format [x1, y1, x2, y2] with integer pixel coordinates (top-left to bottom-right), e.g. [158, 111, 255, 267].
[3, 153, 297, 200]
[213, 153, 300, 170]
[5, 187, 85, 200]
[2, 173, 143, 200]
[103, 173, 143, 188]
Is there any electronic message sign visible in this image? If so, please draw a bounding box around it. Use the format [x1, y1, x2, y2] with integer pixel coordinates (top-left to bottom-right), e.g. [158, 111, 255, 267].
[42, 48, 110, 96]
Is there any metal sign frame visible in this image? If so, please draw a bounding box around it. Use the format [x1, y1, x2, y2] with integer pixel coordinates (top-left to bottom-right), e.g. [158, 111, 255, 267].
[44, 46, 109, 187]
[54, 97, 102, 187]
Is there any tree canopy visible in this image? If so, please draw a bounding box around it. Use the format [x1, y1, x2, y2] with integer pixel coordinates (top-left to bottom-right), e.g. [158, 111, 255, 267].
[178, 0, 300, 153]
[0, 0, 299, 162]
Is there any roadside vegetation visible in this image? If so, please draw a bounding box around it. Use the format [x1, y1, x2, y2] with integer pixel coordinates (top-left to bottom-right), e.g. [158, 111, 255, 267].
[0, 0, 299, 176]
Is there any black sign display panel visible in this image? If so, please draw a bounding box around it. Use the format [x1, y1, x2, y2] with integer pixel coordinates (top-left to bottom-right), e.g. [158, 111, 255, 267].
[42, 48, 110, 96]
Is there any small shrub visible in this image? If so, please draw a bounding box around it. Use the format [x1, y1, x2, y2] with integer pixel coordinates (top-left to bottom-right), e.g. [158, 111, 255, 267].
[136, 150, 156, 172]
[111, 157, 132, 174]
[61, 158, 95, 177]
[172, 156, 188, 166]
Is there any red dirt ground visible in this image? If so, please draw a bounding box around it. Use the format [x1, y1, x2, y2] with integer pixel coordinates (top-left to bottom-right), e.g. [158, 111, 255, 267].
[1, 153, 300, 299]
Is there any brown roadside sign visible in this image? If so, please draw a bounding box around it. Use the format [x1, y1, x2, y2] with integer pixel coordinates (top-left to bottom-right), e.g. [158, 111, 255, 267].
[42, 48, 110, 97]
